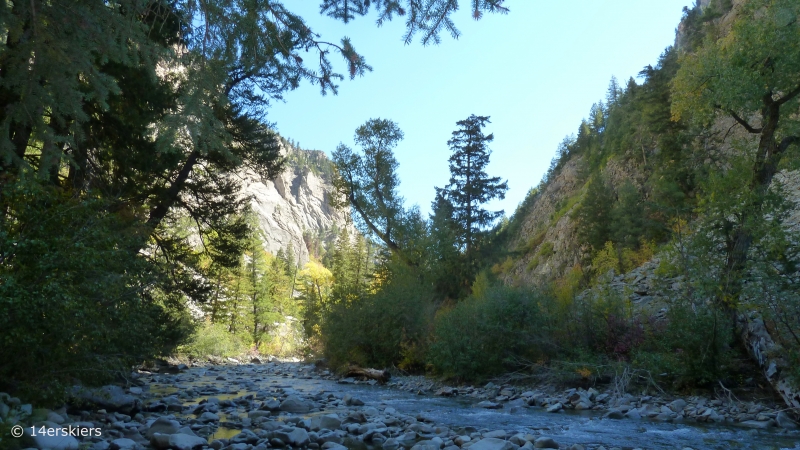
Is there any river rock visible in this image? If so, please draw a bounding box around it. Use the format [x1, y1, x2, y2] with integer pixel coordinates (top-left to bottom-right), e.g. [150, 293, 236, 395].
[146, 416, 181, 438]
[533, 437, 558, 449]
[73, 385, 138, 414]
[776, 411, 798, 429]
[411, 440, 441, 450]
[546, 403, 562, 413]
[739, 419, 776, 429]
[312, 414, 342, 431]
[483, 430, 506, 439]
[262, 399, 281, 411]
[280, 395, 312, 413]
[469, 438, 516, 450]
[198, 411, 219, 422]
[321, 444, 348, 450]
[110, 438, 138, 450]
[476, 401, 502, 409]
[604, 410, 624, 420]
[275, 427, 310, 446]
[669, 399, 687, 413]
[23, 427, 80, 450]
[382, 438, 400, 450]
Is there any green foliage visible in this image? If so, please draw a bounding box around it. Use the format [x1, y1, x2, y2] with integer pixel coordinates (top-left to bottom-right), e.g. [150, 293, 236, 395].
[321, 263, 435, 370]
[0, 179, 191, 405]
[429, 285, 546, 380]
[181, 321, 251, 359]
[634, 301, 736, 388]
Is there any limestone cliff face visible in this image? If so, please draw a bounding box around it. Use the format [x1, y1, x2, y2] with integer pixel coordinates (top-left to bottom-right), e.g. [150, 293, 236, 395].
[240, 143, 353, 265]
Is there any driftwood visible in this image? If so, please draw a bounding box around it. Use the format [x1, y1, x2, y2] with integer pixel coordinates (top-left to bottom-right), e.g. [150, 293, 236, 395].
[346, 366, 391, 384]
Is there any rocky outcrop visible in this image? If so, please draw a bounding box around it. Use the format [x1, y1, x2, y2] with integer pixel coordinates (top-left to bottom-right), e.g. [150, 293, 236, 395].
[241, 143, 354, 265]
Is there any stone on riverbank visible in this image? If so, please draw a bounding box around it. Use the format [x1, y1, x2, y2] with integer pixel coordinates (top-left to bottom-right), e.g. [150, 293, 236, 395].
[470, 438, 516, 450]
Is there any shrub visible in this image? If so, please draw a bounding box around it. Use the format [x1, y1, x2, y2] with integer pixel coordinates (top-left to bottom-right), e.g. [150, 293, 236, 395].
[321, 264, 435, 370]
[428, 285, 547, 380]
[181, 321, 251, 358]
[633, 301, 736, 388]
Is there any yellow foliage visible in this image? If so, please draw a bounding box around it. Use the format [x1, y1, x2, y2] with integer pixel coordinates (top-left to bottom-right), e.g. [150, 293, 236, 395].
[576, 367, 592, 379]
[592, 241, 620, 281]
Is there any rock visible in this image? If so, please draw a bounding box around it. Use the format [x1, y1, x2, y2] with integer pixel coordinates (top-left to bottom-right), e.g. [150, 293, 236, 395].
[73, 385, 138, 414]
[776, 411, 798, 429]
[454, 435, 471, 446]
[198, 411, 219, 422]
[604, 410, 624, 420]
[476, 401, 502, 409]
[275, 427, 310, 446]
[310, 414, 342, 431]
[568, 445, 585, 450]
[739, 419, 776, 429]
[483, 430, 506, 439]
[382, 438, 400, 450]
[110, 438, 138, 450]
[23, 426, 80, 450]
[129, 387, 143, 395]
[248, 410, 271, 419]
[280, 395, 311, 413]
[46, 412, 66, 424]
[146, 416, 181, 438]
[668, 399, 687, 413]
[321, 444, 348, 450]
[262, 399, 281, 411]
[411, 441, 441, 450]
[545, 403, 562, 413]
[533, 437, 558, 449]
[436, 387, 456, 396]
[469, 438, 515, 450]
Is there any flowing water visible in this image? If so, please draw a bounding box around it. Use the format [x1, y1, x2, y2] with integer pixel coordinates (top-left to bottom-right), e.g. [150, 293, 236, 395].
[146, 364, 800, 450]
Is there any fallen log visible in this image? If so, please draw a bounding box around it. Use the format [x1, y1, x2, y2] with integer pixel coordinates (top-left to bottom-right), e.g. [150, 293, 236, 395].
[346, 366, 391, 384]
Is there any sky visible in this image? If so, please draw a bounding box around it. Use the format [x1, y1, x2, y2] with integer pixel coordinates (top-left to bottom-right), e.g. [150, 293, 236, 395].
[268, 1, 695, 218]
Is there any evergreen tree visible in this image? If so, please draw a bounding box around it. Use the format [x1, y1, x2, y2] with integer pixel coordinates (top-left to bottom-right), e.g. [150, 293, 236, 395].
[437, 114, 508, 274]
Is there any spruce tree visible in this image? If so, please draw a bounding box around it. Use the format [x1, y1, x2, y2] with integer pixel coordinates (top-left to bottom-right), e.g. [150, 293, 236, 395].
[437, 114, 508, 272]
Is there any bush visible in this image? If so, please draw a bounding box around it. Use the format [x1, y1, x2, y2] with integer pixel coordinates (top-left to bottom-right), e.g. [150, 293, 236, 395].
[321, 264, 435, 370]
[633, 301, 736, 388]
[181, 321, 251, 358]
[428, 285, 547, 380]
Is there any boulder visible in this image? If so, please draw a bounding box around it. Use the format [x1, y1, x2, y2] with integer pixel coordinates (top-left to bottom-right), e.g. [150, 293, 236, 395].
[314, 414, 342, 431]
[146, 416, 181, 439]
[545, 403, 562, 413]
[476, 401, 502, 409]
[280, 395, 311, 413]
[73, 385, 138, 414]
[469, 438, 516, 450]
[739, 419, 776, 429]
[23, 427, 80, 450]
[668, 399, 687, 413]
[110, 438, 138, 450]
[776, 411, 798, 429]
[274, 427, 310, 446]
[533, 437, 559, 449]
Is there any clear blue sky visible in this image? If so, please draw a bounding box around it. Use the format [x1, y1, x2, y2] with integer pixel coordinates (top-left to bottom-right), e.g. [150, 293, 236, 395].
[269, 1, 694, 218]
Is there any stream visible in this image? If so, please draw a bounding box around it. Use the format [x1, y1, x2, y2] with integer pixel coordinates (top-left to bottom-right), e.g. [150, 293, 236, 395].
[138, 362, 800, 450]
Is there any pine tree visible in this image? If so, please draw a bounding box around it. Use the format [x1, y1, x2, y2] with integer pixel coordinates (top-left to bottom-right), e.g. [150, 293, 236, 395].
[437, 114, 508, 273]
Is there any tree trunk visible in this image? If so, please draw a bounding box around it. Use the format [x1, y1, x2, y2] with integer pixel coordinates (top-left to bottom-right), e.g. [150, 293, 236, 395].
[737, 312, 800, 412]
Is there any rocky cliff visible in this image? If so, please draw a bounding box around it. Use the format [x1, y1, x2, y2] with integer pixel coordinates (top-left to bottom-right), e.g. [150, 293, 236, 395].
[241, 142, 353, 265]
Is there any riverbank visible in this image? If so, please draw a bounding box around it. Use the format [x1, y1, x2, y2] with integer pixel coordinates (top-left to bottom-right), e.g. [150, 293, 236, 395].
[1, 359, 799, 450]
